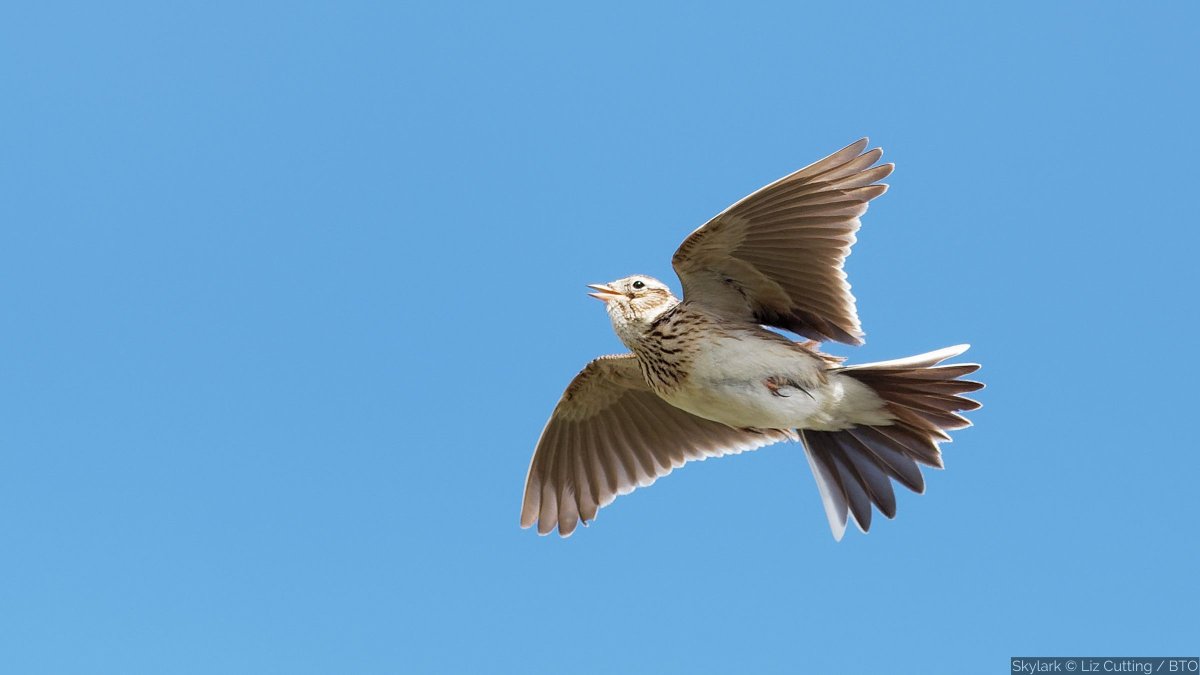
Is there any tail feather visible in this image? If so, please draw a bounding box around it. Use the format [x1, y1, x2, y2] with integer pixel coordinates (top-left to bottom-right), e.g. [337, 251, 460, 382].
[846, 426, 926, 491]
[839, 343, 969, 370]
[801, 345, 983, 539]
[805, 431, 874, 534]
[801, 437, 850, 539]
[867, 423, 943, 467]
[838, 437, 897, 519]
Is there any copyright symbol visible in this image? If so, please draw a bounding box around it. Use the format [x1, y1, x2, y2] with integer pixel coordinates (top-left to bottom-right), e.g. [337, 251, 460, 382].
[1066, 662, 1076, 671]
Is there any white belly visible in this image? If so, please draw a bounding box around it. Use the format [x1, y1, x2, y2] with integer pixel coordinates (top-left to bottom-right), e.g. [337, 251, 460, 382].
[659, 333, 888, 431]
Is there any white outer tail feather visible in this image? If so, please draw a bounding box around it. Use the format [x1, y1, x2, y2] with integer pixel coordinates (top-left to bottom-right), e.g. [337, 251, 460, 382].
[802, 344, 983, 540]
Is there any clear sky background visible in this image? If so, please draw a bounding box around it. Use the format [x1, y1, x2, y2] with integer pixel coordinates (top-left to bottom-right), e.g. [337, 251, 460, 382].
[2, 2, 1197, 673]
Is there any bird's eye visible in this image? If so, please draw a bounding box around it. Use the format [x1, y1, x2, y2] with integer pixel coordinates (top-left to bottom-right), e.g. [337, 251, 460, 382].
[632, 280, 646, 290]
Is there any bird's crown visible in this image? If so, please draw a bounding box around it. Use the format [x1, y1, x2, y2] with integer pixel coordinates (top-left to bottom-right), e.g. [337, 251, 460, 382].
[587, 275, 680, 347]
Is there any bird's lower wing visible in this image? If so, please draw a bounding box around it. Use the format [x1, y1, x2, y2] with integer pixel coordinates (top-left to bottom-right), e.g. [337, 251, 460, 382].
[521, 354, 792, 536]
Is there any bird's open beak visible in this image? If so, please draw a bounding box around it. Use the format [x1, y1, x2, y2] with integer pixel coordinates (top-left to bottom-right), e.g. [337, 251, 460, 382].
[587, 283, 623, 302]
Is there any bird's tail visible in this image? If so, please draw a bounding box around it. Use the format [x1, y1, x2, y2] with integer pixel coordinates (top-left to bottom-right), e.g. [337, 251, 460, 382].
[799, 345, 983, 540]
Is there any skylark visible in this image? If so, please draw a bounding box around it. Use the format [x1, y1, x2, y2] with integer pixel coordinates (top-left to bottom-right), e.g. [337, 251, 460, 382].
[521, 138, 982, 540]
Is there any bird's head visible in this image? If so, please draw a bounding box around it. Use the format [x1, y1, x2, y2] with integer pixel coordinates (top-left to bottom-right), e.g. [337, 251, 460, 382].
[588, 275, 680, 345]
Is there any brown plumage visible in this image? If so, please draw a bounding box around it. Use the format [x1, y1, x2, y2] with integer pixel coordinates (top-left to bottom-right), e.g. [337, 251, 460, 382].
[522, 139, 983, 539]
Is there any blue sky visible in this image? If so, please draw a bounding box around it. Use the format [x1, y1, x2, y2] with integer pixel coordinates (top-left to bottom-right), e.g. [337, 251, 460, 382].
[2, 2, 1197, 673]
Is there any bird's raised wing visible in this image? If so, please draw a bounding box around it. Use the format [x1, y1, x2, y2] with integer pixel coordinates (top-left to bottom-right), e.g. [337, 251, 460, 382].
[671, 138, 893, 345]
[521, 354, 792, 536]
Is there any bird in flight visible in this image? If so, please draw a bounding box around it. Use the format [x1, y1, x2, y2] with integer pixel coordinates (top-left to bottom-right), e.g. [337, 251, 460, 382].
[520, 139, 982, 540]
